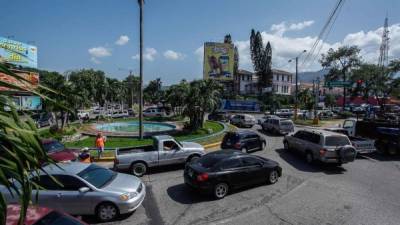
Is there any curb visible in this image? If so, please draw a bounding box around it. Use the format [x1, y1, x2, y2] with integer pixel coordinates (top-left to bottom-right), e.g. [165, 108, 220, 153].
[203, 142, 221, 149]
[91, 157, 115, 162]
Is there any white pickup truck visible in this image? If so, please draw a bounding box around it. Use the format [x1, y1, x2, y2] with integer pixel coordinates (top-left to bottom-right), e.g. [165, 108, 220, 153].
[324, 122, 376, 154]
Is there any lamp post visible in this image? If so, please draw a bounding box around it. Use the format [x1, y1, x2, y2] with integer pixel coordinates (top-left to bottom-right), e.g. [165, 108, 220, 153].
[288, 50, 306, 120]
[138, 0, 144, 139]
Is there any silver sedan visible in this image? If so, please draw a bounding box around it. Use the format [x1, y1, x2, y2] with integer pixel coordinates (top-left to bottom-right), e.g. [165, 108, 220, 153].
[1, 162, 146, 222]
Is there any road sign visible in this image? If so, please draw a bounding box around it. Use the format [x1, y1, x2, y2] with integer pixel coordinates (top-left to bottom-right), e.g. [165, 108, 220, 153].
[324, 81, 352, 87]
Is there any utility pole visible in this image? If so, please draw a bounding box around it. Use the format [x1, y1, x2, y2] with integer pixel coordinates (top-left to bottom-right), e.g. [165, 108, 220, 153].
[138, 0, 144, 139]
[313, 77, 320, 125]
[288, 50, 306, 120]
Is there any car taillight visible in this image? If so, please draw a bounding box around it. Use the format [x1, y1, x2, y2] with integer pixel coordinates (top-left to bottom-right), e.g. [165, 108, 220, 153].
[234, 142, 241, 149]
[197, 173, 209, 182]
[319, 148, 327, 156]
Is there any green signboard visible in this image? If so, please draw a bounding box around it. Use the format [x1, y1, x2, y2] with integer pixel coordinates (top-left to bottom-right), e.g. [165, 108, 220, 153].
[324, 81, 352, 88]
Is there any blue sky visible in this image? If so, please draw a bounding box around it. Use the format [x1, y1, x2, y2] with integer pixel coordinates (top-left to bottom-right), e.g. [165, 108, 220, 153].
[1, 0, 399, 85]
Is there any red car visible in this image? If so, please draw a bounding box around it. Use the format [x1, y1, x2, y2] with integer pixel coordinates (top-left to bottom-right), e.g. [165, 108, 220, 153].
[6, 204, 87, 225]
[41, 139, 78, 162]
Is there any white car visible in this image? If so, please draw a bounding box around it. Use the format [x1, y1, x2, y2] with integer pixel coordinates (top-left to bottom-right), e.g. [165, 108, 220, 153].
[143, 107, 166, 117]
[230, 114, 256, 128]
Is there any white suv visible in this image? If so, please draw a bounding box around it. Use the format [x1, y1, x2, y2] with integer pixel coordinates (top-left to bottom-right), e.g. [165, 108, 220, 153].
[230, 114, 256, 128]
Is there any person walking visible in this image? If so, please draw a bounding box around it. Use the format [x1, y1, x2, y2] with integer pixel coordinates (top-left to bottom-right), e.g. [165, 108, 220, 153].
[95, 132, 106, 159]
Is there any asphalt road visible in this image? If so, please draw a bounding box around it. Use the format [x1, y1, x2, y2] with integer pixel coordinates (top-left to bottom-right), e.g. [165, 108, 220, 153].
[86, 124, 400, 225]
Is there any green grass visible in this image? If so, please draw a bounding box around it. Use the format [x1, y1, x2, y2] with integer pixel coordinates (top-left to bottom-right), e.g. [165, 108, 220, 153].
[65, 120, 224, 149]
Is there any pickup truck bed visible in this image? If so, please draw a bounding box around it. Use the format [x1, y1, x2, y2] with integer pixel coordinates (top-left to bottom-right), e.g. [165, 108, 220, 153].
[116, 145, 155, 155]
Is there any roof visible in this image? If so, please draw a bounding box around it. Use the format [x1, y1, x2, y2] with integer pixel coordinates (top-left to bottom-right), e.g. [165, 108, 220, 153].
[41, 162, 90, 175]
[300, 128, 347, 137]
[272, 69, 293, 75]
[230, 130, 257, 136]
[237, 69, 253, 75]
[207, 149, 244, 157]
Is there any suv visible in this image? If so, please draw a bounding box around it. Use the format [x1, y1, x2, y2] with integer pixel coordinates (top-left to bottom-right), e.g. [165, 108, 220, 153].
[230, 114, 256, 128]
[283, 129, 357, 165]
[208, 111, 229, 122]
[143, 107, 167, 117]
[262, 118, 294, 135]
[221, 130, 266, 152]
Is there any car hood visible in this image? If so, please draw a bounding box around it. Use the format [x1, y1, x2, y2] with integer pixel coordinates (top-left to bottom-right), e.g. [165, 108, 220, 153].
[48, 150, 77, 162]
[181, 142, 204, 150]
[102, 173, 142, 193]
[263, 159, 279, 168]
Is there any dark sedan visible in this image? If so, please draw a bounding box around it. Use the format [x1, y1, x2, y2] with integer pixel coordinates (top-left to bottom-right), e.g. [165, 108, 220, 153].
[184, 150, 282, 199]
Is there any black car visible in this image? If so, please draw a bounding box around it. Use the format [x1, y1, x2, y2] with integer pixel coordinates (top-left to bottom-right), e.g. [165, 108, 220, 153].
[208, 111, 229, 122]
[184, 150, 282, 199]
[221, 131, 266, 152]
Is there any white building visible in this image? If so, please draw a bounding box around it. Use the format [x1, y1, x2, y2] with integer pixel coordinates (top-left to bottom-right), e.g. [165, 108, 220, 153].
[235, 69, 293, 95]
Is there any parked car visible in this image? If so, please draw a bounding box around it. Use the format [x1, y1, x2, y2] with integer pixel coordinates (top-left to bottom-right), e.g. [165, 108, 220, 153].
[77, 110, 90, 120]
[35, 113, 51, 128]
[324, 128, 376, 154]
[221, 130, 266, 152]
[275, 109, 293, 118]
[283, 129, 357, 165]
[262, 118, 294, 135]
[184, 150, 282, 199]
[230, 114, 256, 128]
[114, 135, 206, 176]
[208, 111, 229, 122]
[143, 107, 167, 117]
[41, 139, 78, 162]
[6, 204, 87, 225]
[128, 109, 135, 116]
[1, 162, 146, 222]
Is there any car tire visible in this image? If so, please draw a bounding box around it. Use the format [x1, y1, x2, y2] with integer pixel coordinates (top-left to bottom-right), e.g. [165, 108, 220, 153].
[214, 183, 229, 199]
[131, 162, 147, 177]
[268, 170, 279, 184]
[305, 151, 314, 164]
[96, 202, 119, 222]
[187, 155, 200, 164]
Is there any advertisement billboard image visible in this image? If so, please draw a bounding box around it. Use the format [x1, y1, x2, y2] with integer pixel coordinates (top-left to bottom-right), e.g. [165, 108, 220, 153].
[220, 99, 261, 112]
[0, 70, 39, 92]
[0, 37, 38, 68]
[21, 96, 42, 110]
[203, 42, 234, 80]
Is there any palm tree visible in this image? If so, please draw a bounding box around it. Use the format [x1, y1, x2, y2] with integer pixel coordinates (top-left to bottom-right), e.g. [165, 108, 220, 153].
[0, 63, 55, 224]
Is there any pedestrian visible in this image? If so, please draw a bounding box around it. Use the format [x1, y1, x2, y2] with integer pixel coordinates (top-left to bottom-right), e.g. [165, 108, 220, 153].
[95, 132, 106, 159]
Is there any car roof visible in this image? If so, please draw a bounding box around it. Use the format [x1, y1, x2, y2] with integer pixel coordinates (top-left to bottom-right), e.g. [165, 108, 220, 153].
[154, 135, 174, 141]
[230, 130, 257, 136]
[299, 128, 347, 137]
[208, 149, 244, 157]
[41, 162, 90, 176]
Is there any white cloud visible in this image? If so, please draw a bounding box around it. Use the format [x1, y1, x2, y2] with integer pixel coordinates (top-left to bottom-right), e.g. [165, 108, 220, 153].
[115, 35, 130, 46]
[132, 48, 157, 61]
[88, 46, 111, 64]
[164, 50, 185, 60]
[270, 20, 314, 36]
[88, 46, 111, 58]
[194, 46, 203, 62]
[228, 22, 400, 72]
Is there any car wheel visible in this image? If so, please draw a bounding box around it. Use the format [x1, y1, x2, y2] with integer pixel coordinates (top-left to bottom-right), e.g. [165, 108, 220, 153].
[214, 183, 229, 199]
[268, 170, 279, 184]
[187, 155, 200, 164]
[131, 162, 147, 177]
[305, 151, 314, 164]
[96, 202, 119, 222]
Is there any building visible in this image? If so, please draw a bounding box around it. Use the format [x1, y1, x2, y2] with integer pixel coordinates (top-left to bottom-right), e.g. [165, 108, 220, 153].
[235, 69, 293, 95]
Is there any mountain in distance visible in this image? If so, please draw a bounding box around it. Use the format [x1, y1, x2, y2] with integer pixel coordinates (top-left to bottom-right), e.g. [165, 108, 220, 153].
[297, 68, 329, 83]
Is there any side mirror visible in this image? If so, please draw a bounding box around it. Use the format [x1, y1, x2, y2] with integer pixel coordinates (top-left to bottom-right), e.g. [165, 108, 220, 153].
[79, 187, 90, 193]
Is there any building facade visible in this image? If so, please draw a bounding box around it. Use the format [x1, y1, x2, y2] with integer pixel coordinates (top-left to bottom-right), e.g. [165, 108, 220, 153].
[235, 69, 293, 95]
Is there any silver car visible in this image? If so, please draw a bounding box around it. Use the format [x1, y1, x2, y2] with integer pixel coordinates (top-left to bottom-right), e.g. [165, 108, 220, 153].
[1, 162, 146, 222]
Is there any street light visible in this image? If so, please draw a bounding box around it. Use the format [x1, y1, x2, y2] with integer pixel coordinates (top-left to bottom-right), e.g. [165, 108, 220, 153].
[288, 50, 307, 120]
[138, 0, 144, 140]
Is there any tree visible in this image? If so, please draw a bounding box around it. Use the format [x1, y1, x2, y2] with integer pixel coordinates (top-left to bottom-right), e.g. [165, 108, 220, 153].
[250, 29, 273, 92]
[324, 93, 336, 108]
[144, 78, 164, 105]
[123, 75, 139, 107]
[223, 34, 232, 44]
[298, 88, 315, 111]
[320, 46, 361, 109]
[166, 80, 189, 115]
[0, 63, 54, 224]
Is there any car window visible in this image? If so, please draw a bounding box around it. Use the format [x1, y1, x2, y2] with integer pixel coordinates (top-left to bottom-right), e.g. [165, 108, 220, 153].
[220, 158, 242, 170]
[163, 140, 179, 151]
[42, 141, 65, 153]
[55, 175, 87, 191]
[310, 133, 321, 144]
[242, 157, 261, 167]
[343, 120, 355, 128]
[31, 175, 60, 190]
[197, 154, 225, 169]
[293, 131, 304, 138]
[78, 164, 116, 188]
[325, 136, 351, 146]
[223, 133, 240, 143]
[33, 211, 83, 225]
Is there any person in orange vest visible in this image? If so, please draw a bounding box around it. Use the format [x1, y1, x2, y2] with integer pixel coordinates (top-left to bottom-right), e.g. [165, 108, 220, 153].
[95, 132, 106, 159]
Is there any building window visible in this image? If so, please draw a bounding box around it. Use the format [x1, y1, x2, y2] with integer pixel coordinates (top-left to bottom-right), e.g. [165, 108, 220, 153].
[287, 76, 290, 82]
[281, 75, 284, 81]
[276, 75, 279, 81]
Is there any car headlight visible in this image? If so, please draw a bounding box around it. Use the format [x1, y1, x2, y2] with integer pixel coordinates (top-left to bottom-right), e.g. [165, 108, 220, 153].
[119, 192, 138, 201]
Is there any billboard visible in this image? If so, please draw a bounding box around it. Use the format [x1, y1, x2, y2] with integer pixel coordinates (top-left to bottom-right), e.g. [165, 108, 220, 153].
[203, 42, 234, 80]
[220, 99, 261, 112]
[21, 96, 42, 110]
[0, 70, 39, 92]
[0, 37, 37, 68]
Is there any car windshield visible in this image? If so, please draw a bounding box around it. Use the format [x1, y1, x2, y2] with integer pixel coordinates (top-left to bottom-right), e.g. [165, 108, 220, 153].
[197, 154, 225, 169]
[42, 141, 65, 153]
[77, 164, 116, 188]
[325, 136, 351, 146]
[280, 121, 293, 126]
[33, 211, 83, 225]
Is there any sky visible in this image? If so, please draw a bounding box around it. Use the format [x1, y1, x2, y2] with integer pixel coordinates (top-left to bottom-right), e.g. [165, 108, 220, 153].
[1, 0, 400, 85]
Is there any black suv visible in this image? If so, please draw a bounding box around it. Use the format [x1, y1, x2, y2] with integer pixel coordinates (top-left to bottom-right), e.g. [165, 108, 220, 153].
[208, 111, 229, 122]
[221, 131, 266, 152]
